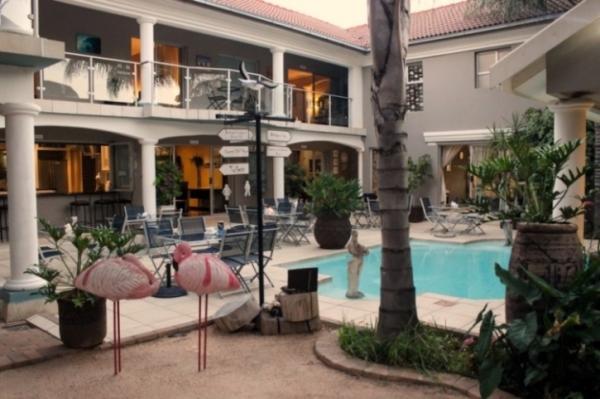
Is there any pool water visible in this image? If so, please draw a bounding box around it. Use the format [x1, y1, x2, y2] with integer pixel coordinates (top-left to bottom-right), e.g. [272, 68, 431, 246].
[289, 240, 511, 300]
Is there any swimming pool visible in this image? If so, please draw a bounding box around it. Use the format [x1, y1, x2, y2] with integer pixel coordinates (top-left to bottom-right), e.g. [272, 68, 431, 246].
[289, 240, 511, 300]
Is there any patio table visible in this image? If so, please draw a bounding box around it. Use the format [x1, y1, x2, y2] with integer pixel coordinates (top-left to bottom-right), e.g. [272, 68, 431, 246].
[266, 211, 302, 245]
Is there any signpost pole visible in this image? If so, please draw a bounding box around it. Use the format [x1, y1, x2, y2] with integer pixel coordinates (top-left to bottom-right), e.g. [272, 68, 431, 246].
[255, 113, 265, 306]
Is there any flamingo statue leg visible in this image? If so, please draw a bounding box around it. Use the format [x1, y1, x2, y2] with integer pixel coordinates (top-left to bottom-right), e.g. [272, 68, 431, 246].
[198, 295, 202, 372]
[117, 300, 122, 373]
[113, 300, 117, 375]
[203, 294, 208, 370]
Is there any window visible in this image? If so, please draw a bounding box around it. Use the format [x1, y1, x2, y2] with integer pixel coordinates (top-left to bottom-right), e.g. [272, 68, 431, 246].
[407, 62, 424, 112]
[475, 48, 511, 88]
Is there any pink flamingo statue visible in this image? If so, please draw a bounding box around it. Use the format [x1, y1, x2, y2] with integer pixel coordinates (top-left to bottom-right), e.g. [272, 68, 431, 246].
[173, 242, 241, 371]
[75, 254, 159, 375]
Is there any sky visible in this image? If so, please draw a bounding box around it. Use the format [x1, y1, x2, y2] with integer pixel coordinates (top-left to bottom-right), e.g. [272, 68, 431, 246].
[264, 0, 465, 28]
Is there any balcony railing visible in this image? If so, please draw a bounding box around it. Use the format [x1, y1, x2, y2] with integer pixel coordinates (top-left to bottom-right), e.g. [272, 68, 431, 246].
[36, 52, 350, 127]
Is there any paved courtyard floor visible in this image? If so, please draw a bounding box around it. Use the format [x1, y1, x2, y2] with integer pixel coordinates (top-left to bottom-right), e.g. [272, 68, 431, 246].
[1, 327, 466, 399]
[1, 218, 508, 371]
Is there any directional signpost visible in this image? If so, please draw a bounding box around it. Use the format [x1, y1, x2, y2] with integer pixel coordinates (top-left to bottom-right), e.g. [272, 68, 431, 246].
[218, 128, 253, 142]
[267, 130, 291, 143]
[219, 163, 249, 175]
[266, 145, 291, 158]
[219, 146, 249, 158]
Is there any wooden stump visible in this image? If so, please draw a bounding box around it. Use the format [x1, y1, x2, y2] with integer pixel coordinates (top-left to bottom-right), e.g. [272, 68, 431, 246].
[276, 291, 319, 322]
[214, 295, 261, 333]
[259, 311, 321, 335]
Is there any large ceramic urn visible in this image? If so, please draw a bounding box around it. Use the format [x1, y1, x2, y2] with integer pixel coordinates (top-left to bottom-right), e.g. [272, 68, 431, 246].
[506, 223, 583, 322]
[313, 215, 352, 249]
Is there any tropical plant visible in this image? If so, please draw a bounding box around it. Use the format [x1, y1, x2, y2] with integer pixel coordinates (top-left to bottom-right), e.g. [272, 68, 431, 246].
[470, 261, 600, 399]
[408, 154, 433, 193]
[304, 174, 361, 218]
[468, 116, 587, 223]
[26, 219, 143, 307]
[284, 162, 307, 199]
[370, 0, 418, 338]
[154, 160, 182, 206]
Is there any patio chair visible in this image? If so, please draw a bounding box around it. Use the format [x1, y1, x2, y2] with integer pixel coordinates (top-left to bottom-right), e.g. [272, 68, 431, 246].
[247, 223, 279, 287]
[123, 205, 146, 233]
[225, 205, 247, 226]
[367, 198, 381, 228]
[245, 208, 259, 226]
[263, 198, 276, 208]
[276, 199, 292, 214]
[38, 245, 61, 264]
[420, 197, 451, 232]
[285, 202, 314, 245]
[179, 216, 206, 237]
[159, 206, 183, 231]
[217, 227, 254, 292]
[351, 199, 370, 228]
[143, 219, 175, 280]
[456, 213, 486, 235]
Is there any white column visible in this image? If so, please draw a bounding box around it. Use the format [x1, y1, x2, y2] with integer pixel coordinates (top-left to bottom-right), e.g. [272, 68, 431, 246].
[0, 0, 33, 35]
[140, 139, 157, 218]
[137, 16, 156, 105]
[270, 47, 285, 117]
[348, 65, 364, 129]
[549, 100, 593, 240]
[357, 149, 364, 192]
[273, 157, 285, 199]
[1, 103, 43, 291]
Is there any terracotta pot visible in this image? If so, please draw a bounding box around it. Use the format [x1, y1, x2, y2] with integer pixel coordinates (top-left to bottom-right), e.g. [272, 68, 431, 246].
[58, 296, 106, 349]
[506, 223, 583, 322]
[314, 215, 352, 249]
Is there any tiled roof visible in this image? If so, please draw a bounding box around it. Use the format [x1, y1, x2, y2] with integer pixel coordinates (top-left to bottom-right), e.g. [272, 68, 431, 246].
[195, 0, 579, 50]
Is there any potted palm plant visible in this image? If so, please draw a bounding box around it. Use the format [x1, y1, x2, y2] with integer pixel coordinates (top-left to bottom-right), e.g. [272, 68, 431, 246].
[408, 154, 432, 222]
[304, 174, 361, 249]
[468, 117, 586, 322]
[26, 220, 143, 348]
[154, 160, 183, 207]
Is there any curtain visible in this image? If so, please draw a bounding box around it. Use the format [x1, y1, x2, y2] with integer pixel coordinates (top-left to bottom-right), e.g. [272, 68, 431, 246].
[440, 145, 463, 204]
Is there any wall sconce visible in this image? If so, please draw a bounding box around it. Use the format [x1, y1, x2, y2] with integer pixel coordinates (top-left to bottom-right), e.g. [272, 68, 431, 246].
[459, 151, 464, 160]
[446, 164, 452, 172]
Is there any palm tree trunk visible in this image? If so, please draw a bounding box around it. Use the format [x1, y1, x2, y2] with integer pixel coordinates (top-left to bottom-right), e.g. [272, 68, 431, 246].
[370, 0, 418, 339]
[594, 123, 600, 238]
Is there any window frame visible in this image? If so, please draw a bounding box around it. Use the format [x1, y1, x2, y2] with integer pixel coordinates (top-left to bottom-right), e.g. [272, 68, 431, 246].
[475, 47, 511, 89]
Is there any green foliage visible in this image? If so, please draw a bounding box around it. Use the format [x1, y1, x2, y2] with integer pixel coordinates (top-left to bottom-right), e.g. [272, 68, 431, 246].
[304, 174, 361, 218]
[408, 154, 433, 193]
[470, 262, 600, 398]
[467, 0, 551, 21]
[26, 219, 144, 307]
[339, 323, 474, 376]
[154, 160, 182, 206]
[468, 114, 587, 223]
[284, 162, 307, 199]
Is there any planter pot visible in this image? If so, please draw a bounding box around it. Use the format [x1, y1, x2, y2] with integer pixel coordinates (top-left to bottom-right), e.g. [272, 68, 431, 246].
[408, 206, 425, 223]
[314, 215, 352, 249]
[506, 223, 583, 322]
[58, 296, 106, 349]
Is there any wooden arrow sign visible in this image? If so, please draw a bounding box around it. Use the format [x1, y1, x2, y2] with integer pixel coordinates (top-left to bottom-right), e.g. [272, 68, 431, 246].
[266, 146, 292, 157]
[218, 129, 253, 142]
[267, 130, 291, 143]
[219, 146, 249, 158]
[219, 163, 249, 175]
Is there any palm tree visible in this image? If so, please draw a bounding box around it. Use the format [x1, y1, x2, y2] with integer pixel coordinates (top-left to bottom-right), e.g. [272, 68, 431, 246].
[369, 0, 417, 339]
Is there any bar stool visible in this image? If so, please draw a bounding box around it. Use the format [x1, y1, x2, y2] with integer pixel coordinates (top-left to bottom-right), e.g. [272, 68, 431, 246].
[114, 191, 132, 217]
[93, 193, 116, 226]
[0, 197, 8, 241]
[69, 194, 91, 225]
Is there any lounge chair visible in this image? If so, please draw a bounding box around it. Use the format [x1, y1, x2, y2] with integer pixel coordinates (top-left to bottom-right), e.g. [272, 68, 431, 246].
[420, 197, 452, 232]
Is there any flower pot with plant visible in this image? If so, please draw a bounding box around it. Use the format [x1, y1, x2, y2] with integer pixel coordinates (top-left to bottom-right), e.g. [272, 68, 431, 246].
[407, 154, 432, 223]
[26, 220, 144, 348]
[304, 174, 361, 249]
[468, 118, 587, 322]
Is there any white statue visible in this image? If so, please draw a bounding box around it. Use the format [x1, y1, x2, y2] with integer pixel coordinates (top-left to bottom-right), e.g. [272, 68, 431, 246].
[244, 180, 251, 197]
[346, 230, 369, 299]
[222, 184, 232, 202]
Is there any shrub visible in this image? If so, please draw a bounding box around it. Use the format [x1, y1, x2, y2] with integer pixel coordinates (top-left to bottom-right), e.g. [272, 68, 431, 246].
[338, 323, 473, 376]
[304, 174, 361, 218]
[471, 262, 600, 399]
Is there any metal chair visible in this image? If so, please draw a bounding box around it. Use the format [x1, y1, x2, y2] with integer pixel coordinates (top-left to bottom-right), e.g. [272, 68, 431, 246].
[179, 216, 206, 238]
[218, 227, 254, 292]
[123, 205, 146, 233]
[276, 198, 292, 214]
[159, 206, 183, 231]
[367, 198, 381, 228]
[143, 219, 175, 280]
[225, 205, 247, 226]
[420, 197, 452, 232]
